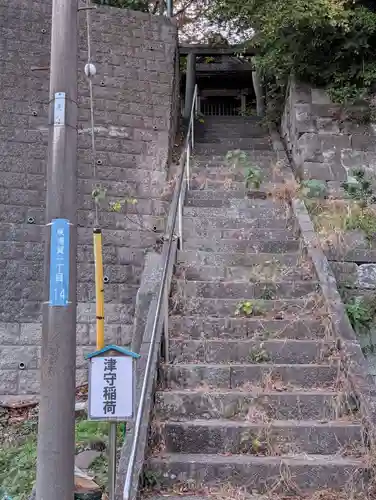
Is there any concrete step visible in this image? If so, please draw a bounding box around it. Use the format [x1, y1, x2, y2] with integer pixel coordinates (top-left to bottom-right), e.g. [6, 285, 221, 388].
[185, 195, 289, 210]
[191, 164, 286, 179]
[191, 172, 288, 188]
[174, 263, 314, 282]
[187, 191, 286, 204]
[198, 116, 262, 124]
[160, 363, 338, 390]
[170, 296, 324, 318]
[196, 120, 267, 137]
[181, 226, 297, 240]
[191, 155, 282, 168]
[168, 339, 330, 365]
[191, 179, 290, 194]
[154, 390, 341, 421]
[173, 280, 319, 300]
[192, 151, 276, 163]
[197, 128, 268, 139]
[183, 205, 290, 220]
[145, 454, 366, 493]
[182, 214, 291, 230]
[177, 250, 302, 268]
[195, 138, 273, 149]
[183, 238, 300, 254]
[194, 140, 273, 154]
[186, 189, 288, 201]
[196, 124, 268, 134]
[157, 419, 363, 455]
[168, 316, 328, 340]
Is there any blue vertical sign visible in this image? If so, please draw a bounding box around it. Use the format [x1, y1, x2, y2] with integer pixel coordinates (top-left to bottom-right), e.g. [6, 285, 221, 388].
[49, 218, 70, 307]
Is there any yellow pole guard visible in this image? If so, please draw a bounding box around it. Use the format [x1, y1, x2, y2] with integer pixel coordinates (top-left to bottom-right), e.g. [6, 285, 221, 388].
[93, 228, 105, 350]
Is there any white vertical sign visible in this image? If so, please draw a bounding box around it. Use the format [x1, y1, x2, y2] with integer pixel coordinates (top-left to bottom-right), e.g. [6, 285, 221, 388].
[88, 356, 134, 421]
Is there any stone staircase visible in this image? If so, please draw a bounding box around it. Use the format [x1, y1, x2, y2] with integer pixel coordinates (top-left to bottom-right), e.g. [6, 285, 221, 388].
[141, 117, 368, 499]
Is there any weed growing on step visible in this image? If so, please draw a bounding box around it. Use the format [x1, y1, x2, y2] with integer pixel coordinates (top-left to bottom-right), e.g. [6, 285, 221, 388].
[225, 149, 263, 189]
[239, 428, 270, 455]
[244, 166, 263, 190]
[235, 300, 265, 317]
[248, 348, 271, 363]
[300, 179, 328, 199]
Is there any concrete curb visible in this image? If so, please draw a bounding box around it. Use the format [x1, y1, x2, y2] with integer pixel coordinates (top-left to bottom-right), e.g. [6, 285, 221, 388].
[269, 126, 376, 441]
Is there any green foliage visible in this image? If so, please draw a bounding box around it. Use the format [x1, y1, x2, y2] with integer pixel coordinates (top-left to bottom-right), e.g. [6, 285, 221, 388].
[345, 296, 376, 333]
[0, 417, 125, 499]
[180, 56, 187, 74]
[235, 300, 265, 316]
[75, 419, 124, 452]
[109, 197, 137, 212]
[245, 166, 262, 189]
[248, 348, 271, 363]
[225, 150, 263, 189]
[0, 437, 37, 500]
[88, 455, 108, 490]
[235, 300, 254, 316]
[209, 0, 376, 108]
[342, 168, 376, 207]
[300, 179, 328, 198]
[345, 209, 376, 240]
[93, 0, 150, 11]
[92, 186, 107, 205]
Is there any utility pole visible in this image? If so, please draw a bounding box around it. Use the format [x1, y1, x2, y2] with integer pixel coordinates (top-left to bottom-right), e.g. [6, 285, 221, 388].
[35, 0, 78, 498]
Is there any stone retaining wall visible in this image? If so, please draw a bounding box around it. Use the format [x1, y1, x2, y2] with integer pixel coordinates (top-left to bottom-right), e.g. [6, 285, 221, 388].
[0, 0, 178, 397]
[281, 78, 376, 380]
[281, 79, 376, 187]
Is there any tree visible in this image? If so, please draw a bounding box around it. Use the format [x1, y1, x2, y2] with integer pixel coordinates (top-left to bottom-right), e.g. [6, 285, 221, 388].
[207, 0, 376, 104]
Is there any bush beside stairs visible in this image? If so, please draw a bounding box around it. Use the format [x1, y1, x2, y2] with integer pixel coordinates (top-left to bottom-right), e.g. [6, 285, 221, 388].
[140, 117, 371, 500]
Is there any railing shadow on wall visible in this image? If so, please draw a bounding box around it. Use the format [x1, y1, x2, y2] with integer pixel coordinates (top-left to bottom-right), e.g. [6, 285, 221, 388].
[115, 84, 198, 500]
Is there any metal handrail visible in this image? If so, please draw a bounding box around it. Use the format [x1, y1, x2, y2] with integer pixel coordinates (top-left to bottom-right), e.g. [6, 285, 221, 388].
[122, 84, 198, 500]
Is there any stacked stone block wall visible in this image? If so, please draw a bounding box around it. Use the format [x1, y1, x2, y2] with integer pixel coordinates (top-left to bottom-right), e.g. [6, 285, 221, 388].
[0, 0, 178, 397]
[281, 79, 376, 186]
[281, 78, 376, 379]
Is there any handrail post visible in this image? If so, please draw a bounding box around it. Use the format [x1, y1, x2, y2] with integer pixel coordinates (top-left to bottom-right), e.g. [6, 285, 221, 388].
[163, 287, 169, 363]
[186, 141, 191, 191]
[191, 115, 194, 150]
[178, 190, 183, 250]
[166, 0, 173, 17]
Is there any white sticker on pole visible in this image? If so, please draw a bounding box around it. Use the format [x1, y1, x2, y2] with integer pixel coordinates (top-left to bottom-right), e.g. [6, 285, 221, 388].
[88, 356, 134, 421]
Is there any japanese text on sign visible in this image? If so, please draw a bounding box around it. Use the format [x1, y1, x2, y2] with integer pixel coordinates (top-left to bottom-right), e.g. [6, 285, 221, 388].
[49, 218, 70, 307]
[103, 358, 117, 415]
[88, 355, 134, 421]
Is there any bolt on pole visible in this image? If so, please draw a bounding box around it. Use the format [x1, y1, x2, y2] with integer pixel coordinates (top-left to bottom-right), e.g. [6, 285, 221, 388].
[35, 0, 78, 498]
